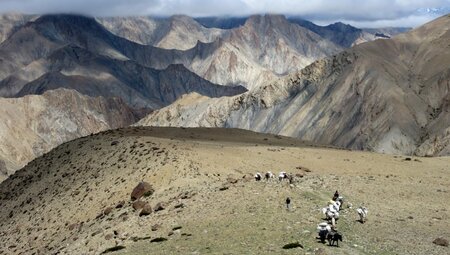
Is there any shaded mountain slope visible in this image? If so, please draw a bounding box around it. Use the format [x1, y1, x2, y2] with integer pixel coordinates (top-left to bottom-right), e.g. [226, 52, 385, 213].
[289, 18, 411, 47]
[13, 45, 246, 108]
[139, 15, 450, 156]
[195, 16, 248, 29]
[288, 18, 371, 47]
[0, 89, 138, 180]
[0, 15, 246, 108]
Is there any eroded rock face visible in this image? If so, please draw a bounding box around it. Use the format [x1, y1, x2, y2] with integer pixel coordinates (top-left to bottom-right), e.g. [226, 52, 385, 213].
[138, 15, 450, 156]
[0, 89, 138, 180]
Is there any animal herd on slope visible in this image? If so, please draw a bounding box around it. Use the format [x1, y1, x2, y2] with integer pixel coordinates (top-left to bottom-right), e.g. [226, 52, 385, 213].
[254, 171, 369, 247]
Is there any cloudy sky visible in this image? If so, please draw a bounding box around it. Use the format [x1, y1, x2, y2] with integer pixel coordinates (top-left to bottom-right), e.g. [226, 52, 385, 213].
[0, 0, 449, 27]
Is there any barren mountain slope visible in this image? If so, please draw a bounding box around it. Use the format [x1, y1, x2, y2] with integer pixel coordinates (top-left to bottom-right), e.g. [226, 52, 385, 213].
[97, 16, 163, 45]
[0, 13, 35, 43]
[0, 89, 138, 181]
[186, 14, 343, 89]
[98, 15, 224, 50]
[362, 27, 411, 38]
[101, 14, 344, 89]
[0, 127, 448, 255]
[139, 15, 450, 156]
[289, 19, 410, 47]
[195, 16, 248, 29]
[288, 18, 373, 47]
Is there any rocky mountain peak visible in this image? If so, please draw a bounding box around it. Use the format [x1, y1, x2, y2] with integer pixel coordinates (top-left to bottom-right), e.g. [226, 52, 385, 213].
[328, 21, 360, 32]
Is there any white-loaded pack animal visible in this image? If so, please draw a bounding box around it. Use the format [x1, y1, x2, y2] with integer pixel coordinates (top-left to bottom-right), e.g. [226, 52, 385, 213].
[356, 207, 368, 223]
[265, 171, 274, 181]
[254, 172, 262, 181]
[336, 196, 344, 208]
[278, 171, 288, 181]
[322, 202, 340, 226]
[317, 222, 332, 243]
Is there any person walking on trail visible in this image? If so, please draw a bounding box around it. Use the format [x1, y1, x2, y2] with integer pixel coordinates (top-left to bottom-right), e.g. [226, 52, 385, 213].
[332, 190, 339, 201]
[286, 197, 291, 210]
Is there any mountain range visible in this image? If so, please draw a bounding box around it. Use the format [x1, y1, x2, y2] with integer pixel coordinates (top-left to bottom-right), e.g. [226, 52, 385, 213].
[139, 14, 450, 156]
[0, 11, 441, 179]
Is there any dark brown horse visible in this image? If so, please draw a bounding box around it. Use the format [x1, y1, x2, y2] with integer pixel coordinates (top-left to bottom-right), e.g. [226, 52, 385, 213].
[327, 231, 343, 247]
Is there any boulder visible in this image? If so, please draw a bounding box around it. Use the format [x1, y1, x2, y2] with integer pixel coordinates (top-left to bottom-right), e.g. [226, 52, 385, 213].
[139, 204, 152, 216]
[151, 224, 161, 231]
[130, 182, 154, 200]
[154, 202, 167, 212]
[433, 237, 449, 247]
[103, 207, 113, 215]
[132, 201, 147, 211]
[115, 201, 125, 208]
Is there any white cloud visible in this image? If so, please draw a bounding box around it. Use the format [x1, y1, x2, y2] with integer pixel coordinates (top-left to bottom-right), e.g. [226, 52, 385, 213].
[331, 14, 441, 28]
[0, 0, 448, 27]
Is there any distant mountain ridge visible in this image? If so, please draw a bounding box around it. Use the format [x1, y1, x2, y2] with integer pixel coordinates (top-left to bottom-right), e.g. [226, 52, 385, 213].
[138, 14, 450, 156]
[98, 14, 348, 89]
[0, 13, 411, 92]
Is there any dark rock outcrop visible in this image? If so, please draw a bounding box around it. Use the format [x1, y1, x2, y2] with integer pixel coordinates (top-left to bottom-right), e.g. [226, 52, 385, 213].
[130, 182, 154, 201]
